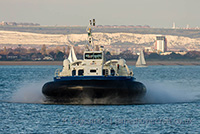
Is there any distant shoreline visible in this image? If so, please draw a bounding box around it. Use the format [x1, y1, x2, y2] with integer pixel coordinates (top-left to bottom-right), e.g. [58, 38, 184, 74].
[0, 61, 200, 66]
[127, 61, 200, 66]
[0, 61, 63, 66]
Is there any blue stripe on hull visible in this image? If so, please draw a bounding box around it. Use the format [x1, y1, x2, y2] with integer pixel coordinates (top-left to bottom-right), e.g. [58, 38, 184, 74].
[54, 76, 135, 81]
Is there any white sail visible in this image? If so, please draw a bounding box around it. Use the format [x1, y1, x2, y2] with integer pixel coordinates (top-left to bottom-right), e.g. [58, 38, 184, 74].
[68, 46, 77, 63]
[71, 46, 77, 61]
[136, 50, 147, 67]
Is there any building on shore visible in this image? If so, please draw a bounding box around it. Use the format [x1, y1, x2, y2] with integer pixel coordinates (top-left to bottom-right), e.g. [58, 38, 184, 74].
[155, 35, 167, 53]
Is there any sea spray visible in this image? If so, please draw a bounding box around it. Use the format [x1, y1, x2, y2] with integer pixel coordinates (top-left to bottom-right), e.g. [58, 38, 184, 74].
[142, 80, 200, 104]
[11, 81, 46, 104]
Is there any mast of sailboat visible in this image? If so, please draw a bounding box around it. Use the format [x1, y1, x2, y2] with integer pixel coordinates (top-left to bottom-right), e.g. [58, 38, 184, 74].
[86, 19, 95, 50]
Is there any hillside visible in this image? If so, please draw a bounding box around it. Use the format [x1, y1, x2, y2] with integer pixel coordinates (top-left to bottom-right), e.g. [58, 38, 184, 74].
[0, 30, 200, 51]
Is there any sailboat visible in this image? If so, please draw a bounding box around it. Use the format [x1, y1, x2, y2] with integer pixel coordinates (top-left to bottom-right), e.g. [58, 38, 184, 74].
[136, 49, 147, 67]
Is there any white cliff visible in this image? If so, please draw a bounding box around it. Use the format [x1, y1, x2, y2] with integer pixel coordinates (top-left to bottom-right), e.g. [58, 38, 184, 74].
[0, 30, 200, 51]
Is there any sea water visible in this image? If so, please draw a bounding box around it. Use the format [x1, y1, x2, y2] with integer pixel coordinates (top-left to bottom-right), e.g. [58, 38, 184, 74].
[0, 65, 200, 133]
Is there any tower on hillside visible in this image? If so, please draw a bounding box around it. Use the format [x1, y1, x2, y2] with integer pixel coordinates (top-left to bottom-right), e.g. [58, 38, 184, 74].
[155, 36, 167, 53]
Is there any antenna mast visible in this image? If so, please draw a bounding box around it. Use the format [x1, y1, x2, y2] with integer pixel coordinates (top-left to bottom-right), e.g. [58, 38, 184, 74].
[86, 19, 95, 50]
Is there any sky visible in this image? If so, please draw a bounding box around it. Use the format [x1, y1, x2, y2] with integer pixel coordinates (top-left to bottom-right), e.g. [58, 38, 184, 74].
[0, 0, 199, 28]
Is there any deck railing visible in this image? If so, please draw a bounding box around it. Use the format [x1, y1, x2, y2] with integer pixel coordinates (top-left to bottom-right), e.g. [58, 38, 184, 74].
[54, 69, 61, 77]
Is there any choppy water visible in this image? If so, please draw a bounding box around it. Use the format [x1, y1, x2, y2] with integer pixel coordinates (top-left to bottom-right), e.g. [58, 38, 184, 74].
[0, 65, 200, 133]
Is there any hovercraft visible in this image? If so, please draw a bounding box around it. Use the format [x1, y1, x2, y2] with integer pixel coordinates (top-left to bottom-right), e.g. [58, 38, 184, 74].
[42, 19, 146, 104]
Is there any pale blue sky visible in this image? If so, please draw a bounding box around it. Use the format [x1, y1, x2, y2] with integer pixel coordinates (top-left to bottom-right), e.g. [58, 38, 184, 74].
[0, 0, 199, 28]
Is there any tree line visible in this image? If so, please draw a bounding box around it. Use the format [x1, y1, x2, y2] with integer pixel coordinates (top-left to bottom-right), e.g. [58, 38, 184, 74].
[0, 45, 200, 61]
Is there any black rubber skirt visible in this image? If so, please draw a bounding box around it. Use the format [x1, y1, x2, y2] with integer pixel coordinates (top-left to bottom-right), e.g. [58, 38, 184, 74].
[42, 79, 146, 104]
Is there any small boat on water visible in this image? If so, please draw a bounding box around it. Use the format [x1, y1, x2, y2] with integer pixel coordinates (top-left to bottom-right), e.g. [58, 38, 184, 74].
[136, 49, 147, 67]
[42, 20, 146, 104]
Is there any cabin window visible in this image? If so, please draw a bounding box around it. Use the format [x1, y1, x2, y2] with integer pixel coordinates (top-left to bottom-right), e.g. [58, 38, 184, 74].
[103, 69, 108, 75]
[85, 53, 102, 59]
[93, 53, 102, 59]
[85, 53, 93, 59]
[78, 69, 84, 76]
[90, 69, 96, 73]
[111, 69, 115, 76]
[72, 70, 76, 76]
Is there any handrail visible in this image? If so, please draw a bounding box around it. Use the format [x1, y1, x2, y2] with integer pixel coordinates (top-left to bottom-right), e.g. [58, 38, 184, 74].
[128, 67, 134, 76]
[54, 69, 61, 77]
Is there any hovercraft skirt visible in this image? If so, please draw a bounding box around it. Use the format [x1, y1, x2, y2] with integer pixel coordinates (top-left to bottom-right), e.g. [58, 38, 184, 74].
[42, 78, 146, 104]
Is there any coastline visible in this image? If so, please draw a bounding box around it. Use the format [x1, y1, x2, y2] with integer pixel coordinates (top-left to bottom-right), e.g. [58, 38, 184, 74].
[127, 60, 200, 66]
[0, 60, 200, 66]
[0, 61, 63, 66]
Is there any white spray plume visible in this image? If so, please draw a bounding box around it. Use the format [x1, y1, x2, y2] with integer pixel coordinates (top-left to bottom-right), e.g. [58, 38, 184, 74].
[142, 80, 200, 104]
[11, 81, 46, 104]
